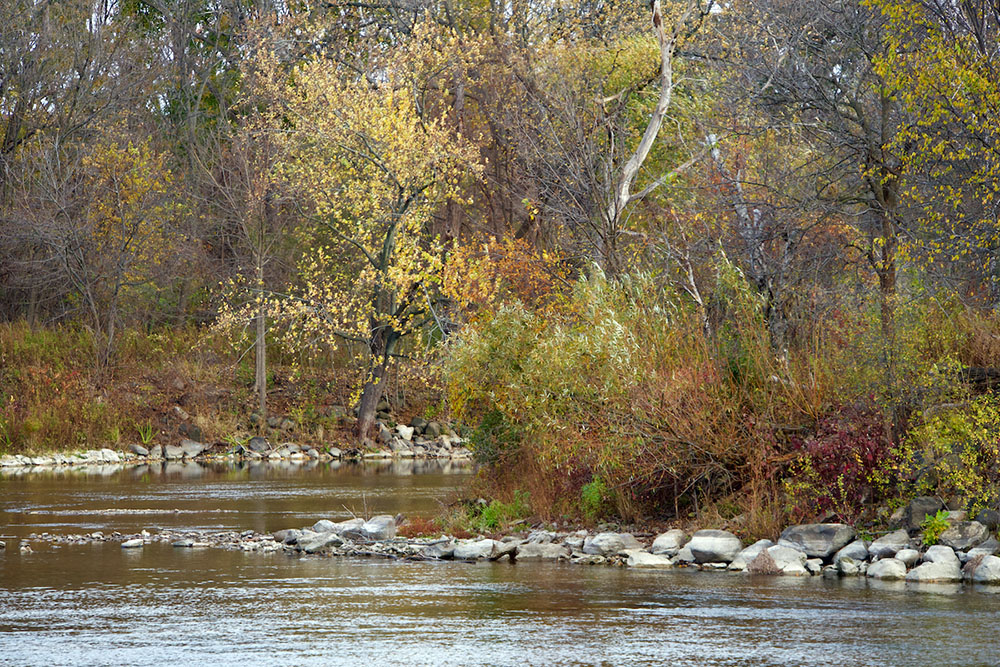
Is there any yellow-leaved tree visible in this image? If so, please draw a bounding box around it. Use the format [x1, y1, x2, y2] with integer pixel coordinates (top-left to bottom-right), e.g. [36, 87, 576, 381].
[268, 27, 483, 441]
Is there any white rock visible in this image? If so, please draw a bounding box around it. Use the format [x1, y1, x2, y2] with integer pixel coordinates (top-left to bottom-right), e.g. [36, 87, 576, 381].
[396, 425, 415, 441]
[868, 530, 909, 559]
[625, 550, 674, 568]
[687, 530, 742, 564]
[582, 532, 642, 556]
[121, 539, 143, 548]
[650, 529, 688, 556]
[728, 539, 774, 571]
[453, 539, 500, 560]
[867, 558, 907, 580]
[895, 548, 920, 567]
[906, 560, 962, 583]
[922, 545, 960, 567]
[516, 543, 570, 560]
[361, 515, 396, 540]
[971, 555, 1000, 584]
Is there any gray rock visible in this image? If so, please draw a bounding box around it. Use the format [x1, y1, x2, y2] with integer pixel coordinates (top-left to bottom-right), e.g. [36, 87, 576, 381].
[974, 508, 1000, 531]
[180, 439, 205, 458]
[938, 521, 989, 551]
[525, 530, 556, 544]
[121, 539, 143, 548]
[129, 443, 149, 457]
[778, 523, 856, 559]
[968, 537, 1000, 558]
[163, 445, 184, 460]
[687, 530, 742, 564]
[922, 545, 960, 567]
[306, 448, 320, 459]
[410, 416, 428, 433]
[902, 496, 944, 532]
[582, 532, 642, 556]
[361, 515, 396, 540]
[100, 448, 120, 463]
[311, 519, 339, 533]
[728, 539, 774, 571]
[332, 518, 367, 539]
[805, 558, 823, 575]
[906, 560, 962, 583]
[625, 551, 674, 568]
[420, 539, 455, 559]
[838, 556, 863, 576]
[516, 543, 571, 560]
[172, 539, 195, 548]
[834, 539, 869, 564]
[425, 422, 442, 438]
[453, 539, 501, 560]
[674, 546, 695, 562]
[147, 444, 163, 459]
[971, 555, 1000, 584]
[866, 558, 907, 580]
[247, 436, 270, 453]
[868, 530, 909, 559]
[378, 423, 393, 444]
[327, 447, 343, 459]
[767, 545, 809, 575]
[0, 540, 5, 549]
[272, 529, 301, 545]
[895, 548, 920, 567]
[650, 529, 689, 556]
[298, 532, 346, 554]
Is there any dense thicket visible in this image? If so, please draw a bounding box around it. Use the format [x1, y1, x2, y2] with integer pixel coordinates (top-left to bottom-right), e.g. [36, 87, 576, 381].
[4, 0, 1000, 532]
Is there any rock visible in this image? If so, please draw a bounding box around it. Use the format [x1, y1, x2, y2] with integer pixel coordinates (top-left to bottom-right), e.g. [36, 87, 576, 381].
[129, 444, 149, 457]
[728, 539, 773, 571]
[396, 425, 414, 441]
[971, 555, 1000, 584]
[453, 539, 501, 560]
[173, 405, 190, 421]
[766, 544, 809, 575]
[525, 530, 556, 544]
[425, 421, 442, 438]
[906, 560, 962, 583]
[673, 546, 695, 563]
[975, 508, 1000, 531]
[311, 519, 339, 533]
[838, 556, 863, 577]
[582, 533, 642, 556]
[650, 529, 689, 556]
[922, 545, 960, 567]
[420, 539, 455, 559]
[180, 439, 205, 458]
[868, 530, 909, 559]
[895, 548, 920, 567]
[969, 538, 1000, 558]
[163, 444, 184, 460]
[778, 523, 856, 559]
[834, 539, 869, 564]
[306, 448, 320, 459]
[938, 521, 989, 551]
[516, 543, 571, 560]
[947, 510, 968, 522]
[247, 436, 270, 453]
[805, 558, 823, 575]
[121, 539, 143, 548]
[0, 541, 5, 550]
[298, 532, 346, 554]
[172, 539, 195, 548]
[410, 416, 428, 433]
[100, 448, 120, 463]
[361, 515, 396, 540]
[272, 529, 301, 545]
[180, 423, 203, 443]
[866, 558, 907, 580]
[378, 423, 393, 444]
[625, 550, 674, 568]
[687, 530, 742, 564]
[902, 496, 945, 531]
[327, 447, 342, 459]
[147, 445, 163, 459]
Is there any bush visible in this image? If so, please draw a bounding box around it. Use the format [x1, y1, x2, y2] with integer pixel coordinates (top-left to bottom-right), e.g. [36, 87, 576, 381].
[470, 490, 532, 533]
[921, 509, 950, 546]
[784, 403, 902, 525]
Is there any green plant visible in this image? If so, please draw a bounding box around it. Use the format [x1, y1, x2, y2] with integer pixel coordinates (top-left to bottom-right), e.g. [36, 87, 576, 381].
[921, 509, 950, 546]
[580, 477, 611, 520]
[471, 490, 531, 533]
[136, 421, 154, 446]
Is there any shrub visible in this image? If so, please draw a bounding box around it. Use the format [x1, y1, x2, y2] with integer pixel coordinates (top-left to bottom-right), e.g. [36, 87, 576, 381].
[580, 477, 611, 520]
[470, 490, 531, 533]
[921, 509, 950, 546]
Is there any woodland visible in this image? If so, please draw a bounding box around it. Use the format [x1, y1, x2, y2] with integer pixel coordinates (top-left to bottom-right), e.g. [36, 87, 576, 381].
[3, 0, 1000, 532]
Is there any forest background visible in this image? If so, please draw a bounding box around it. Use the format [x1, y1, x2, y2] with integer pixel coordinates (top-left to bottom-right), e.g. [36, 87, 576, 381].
[4, 0, 1000, 537]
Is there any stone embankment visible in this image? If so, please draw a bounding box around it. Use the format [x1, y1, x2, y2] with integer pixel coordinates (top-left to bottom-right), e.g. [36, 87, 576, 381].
[0, 431, 472, 472]
[20, 496, 1000, 588]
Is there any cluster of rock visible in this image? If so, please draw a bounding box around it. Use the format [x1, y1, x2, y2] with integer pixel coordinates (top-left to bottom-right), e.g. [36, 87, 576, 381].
[0, 431, 472, 472]
[374, 417, 467, 459]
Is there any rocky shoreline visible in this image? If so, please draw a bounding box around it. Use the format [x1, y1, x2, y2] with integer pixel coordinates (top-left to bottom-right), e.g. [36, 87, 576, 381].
[0, 430, 473, 473]
[15, 496, 1000, 589]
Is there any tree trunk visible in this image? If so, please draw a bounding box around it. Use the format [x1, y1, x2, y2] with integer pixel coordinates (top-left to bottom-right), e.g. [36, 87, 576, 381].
[356, 327, 399, 443]
[254, 260, 267, 420]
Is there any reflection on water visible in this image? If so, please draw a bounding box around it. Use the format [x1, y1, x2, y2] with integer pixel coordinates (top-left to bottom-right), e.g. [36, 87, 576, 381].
[3, 461, 1000, 666]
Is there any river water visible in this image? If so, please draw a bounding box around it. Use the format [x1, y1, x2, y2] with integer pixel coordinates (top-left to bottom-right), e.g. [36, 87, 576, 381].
[2, 460, 1000, 666]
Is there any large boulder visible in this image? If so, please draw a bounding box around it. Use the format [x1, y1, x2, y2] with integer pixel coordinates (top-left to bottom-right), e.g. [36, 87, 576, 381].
[625, 551, 674, 568]
[420, 539, 455, 559]
[360, 515, 396, 541]
[180, 439, 206, 458]
[582, 533, 642, 556]
[866, 558, 907, 580]
[247, 436, 270, 453]
[938, 521, 989, 551]
[902, 496, 945, 532]
[515, 543, 570, 560]
[922, 545, 960, 567]
[766, 545, 809, 576]
[974, 508, 1000, 531]
[163, 444, 184, 460]
[894, 549, 920, 568]
[868, 530, 910, 559]
[906, 560, 962, 583]
[833, 539, 869, 564]
[129, 443, 149, 457]
[650, 529, 689, 556]
[971, 555, 1000, 584]
[687, 530, 742, 564]
[968, 538, 1000, 559]
[453, 539, 507, 560]
[314, 518, 365, 536]
[728, 539, 774, 571]
[837, 556, 864, 577]
[778, 523, 856, 559]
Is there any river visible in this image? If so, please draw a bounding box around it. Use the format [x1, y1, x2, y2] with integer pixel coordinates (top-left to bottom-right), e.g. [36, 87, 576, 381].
[2, 460, 1000, 666]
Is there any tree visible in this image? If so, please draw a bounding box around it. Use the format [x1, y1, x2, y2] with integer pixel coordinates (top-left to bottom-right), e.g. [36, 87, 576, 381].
[267, 29, 482, 441]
